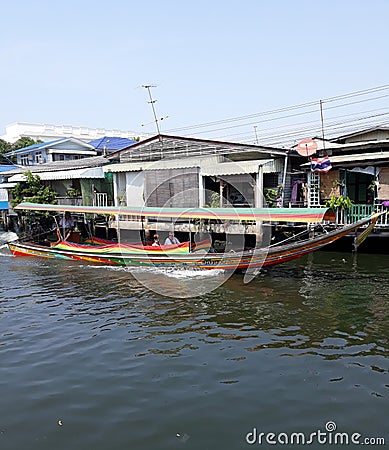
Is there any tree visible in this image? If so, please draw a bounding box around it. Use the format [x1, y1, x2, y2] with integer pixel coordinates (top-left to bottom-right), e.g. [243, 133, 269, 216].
[0, 139, 13, 164]
[0, 139, 12, 155]
[11, 171, 57, 210]
[11, 137, 42, 151]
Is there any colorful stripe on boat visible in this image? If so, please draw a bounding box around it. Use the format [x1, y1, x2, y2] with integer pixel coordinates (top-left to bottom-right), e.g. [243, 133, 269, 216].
[51, 240, 190, 254]
[353, 213, 380, 249]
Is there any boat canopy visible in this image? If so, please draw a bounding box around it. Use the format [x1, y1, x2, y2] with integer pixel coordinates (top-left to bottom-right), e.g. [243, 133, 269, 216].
[15, 202, 332, 223]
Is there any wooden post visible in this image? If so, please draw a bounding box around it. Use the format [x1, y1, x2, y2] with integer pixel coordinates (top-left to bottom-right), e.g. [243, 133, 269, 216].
[255, 167, 263, 247]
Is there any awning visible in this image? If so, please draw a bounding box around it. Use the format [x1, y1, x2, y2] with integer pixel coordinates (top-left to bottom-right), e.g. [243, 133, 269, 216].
[0, 182, 17, 189]
[302, 151, 389, 167]
[105, 157, 282, 174]
[348, 166, 377, 175]
[103, 156, 214, 173]
[104, 161, 200, 173]
[15, 202, 330, 223]
[8, 167, 104, 182]
[201, 160, 273, 176]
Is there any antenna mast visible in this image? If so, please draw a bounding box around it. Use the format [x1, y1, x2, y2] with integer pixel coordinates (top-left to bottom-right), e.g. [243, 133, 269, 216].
[143, 85, 161, 136]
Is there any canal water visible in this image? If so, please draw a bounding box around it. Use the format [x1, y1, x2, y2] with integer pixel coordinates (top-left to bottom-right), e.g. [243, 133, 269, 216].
[0, 237, 388, 449]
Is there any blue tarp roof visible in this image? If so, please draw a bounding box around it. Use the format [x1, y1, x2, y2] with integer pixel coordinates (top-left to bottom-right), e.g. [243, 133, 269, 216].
[0, 165, 18, 172]
[88, 137, 136, 151]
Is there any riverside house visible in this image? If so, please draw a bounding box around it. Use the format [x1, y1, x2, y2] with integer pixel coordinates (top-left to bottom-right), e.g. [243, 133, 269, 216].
[299, 127, 389, 228]
[101, 134, 289, 241]
[104, 134, 288, 210]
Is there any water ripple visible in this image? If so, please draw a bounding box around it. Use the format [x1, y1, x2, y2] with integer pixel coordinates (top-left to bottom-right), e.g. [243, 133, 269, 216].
[0, 252, 388, 449]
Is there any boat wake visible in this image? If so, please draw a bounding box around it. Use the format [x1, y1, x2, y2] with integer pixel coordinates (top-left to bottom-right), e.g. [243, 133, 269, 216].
[80, 264, 229, 298]
[0, 231, 18, 255]
[0, 231, 18, 245]
[131, 266, 225, 279]
[81, 264, 225, 278]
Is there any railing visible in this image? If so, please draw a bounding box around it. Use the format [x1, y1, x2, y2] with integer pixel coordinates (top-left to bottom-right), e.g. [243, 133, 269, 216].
[55, 196, 83, 206]
[93, 193, 108, 207]
[336, 203, 389, 226]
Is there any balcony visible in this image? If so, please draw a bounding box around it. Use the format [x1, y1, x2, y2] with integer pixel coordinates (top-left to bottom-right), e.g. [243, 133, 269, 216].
[336, 203, 389, 227]
[55, 196, 83, 206]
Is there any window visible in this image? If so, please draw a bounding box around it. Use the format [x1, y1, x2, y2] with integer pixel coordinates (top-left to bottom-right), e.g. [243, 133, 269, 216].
[35, 152, 43, 164]
[263, 173, 279, 189]
[20, 155, 29, 165]
[347, 172, 373, 204]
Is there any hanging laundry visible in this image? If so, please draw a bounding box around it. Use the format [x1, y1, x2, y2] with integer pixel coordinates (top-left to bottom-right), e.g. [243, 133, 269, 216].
[291, 180, 300, 203]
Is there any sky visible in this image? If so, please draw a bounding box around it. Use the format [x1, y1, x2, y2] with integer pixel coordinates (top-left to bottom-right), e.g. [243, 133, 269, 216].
[1, 0, 389, 146]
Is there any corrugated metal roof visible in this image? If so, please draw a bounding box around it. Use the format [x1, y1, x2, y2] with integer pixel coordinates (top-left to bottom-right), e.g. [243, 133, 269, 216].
[301, 151, 389, 166]
[104, 157, 283, 175]
[104, 160, 200, 173]
[4, 137, 95, 156]
[104, 156, 221, 173]
[114, 134, 287, 162]
[4, 156, 108, 176]
[295, 138, 389, 154]
[8, 167, 104, 182]
[201, 160, 273, 176]
[88, 137, 137, 151]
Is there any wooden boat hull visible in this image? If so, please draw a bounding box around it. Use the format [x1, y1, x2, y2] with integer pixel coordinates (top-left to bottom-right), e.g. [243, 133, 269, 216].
[8, 216, 374, 270]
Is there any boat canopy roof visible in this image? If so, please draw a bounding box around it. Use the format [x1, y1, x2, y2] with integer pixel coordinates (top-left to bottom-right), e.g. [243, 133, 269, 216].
[15, 202, 332, 223]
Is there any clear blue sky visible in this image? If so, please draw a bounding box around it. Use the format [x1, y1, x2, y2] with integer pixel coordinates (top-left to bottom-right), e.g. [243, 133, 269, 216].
[1, 0, 388, 146]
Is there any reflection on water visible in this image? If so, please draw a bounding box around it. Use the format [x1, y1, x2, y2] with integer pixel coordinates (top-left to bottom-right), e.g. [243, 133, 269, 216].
[0, 249, 388, 449]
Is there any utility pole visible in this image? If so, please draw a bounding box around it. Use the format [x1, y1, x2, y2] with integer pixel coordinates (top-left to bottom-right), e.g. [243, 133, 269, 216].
[319, 99, 326, 154]
[142, 85, 162, 138]
[254, 126, 259, 144]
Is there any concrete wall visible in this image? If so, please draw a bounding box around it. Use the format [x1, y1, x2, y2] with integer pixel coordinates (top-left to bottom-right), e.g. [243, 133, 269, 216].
[378, 167, 389, 200]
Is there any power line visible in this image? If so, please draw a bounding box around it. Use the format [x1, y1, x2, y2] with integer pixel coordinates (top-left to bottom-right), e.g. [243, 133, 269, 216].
[164, 84, 389, 134]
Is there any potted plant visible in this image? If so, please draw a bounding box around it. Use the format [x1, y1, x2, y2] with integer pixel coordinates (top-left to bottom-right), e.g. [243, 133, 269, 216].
[66, 187, 81, 198]
[325, 195, 353, 224]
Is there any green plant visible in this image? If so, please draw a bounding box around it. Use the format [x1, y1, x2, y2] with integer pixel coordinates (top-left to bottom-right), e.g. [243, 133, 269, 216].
[11, 171, 57, 220]
[332, 179, 345, 188]
[264, 188, 278, 207]
[66, 187, 81, 198]
[11, 171, 57, 207]
[368, 180, 379, 193]
[325, 195, 353, 210]
[209, 191, 221, 208]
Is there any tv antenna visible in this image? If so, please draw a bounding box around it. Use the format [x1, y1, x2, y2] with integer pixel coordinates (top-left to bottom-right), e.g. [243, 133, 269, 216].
[142, 85, 163, 137]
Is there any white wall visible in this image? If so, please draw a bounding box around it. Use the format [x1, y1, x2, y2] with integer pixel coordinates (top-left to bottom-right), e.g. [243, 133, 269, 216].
[126, 172, 144, 206]
[1, 122, 149, 143]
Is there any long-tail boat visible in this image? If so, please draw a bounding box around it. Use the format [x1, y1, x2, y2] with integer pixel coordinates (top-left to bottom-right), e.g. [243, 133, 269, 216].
[7, 202, 381, 271]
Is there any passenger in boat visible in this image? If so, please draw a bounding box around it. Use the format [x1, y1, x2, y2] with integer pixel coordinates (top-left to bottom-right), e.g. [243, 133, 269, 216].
[152, 234, 160, 246]
[56, 211, 74, 242]
[164, 231, 180, 245]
